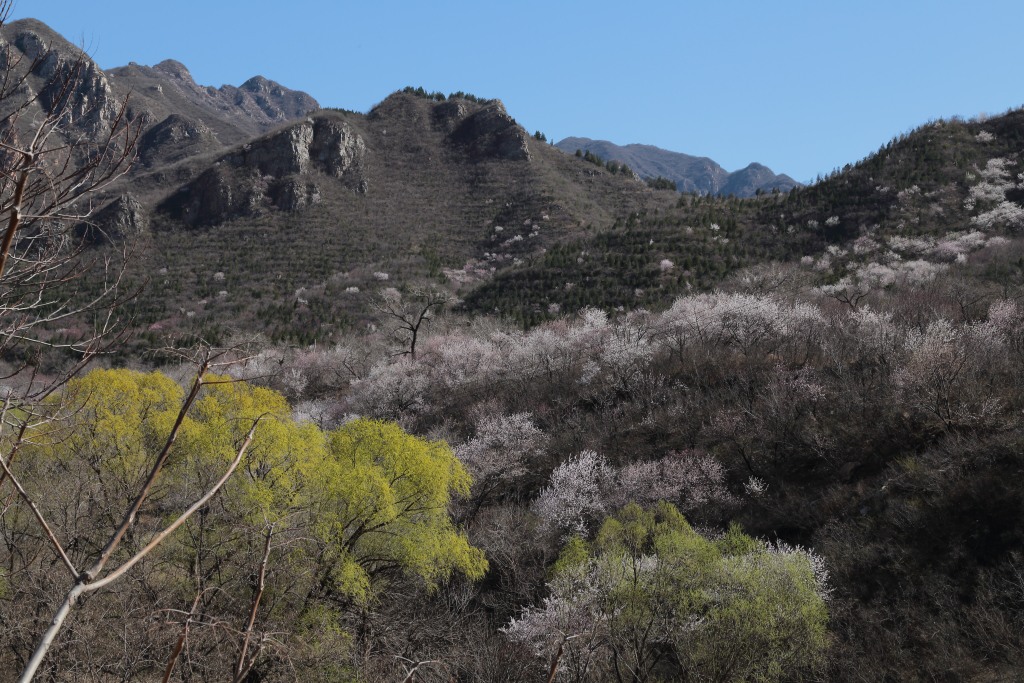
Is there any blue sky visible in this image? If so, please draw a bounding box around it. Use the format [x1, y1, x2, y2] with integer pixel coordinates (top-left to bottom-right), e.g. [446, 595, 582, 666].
[12, 1, 1023, 182]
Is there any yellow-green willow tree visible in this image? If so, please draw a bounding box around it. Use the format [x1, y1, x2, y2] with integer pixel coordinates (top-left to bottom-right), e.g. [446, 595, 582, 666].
[5, 368, 485, 681]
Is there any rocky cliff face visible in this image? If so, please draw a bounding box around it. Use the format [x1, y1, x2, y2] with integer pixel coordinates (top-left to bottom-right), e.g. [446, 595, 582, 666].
[0, 19, 120, 136]
[310, 118, 366, 177]
[138, 114, 219, 167]
[227, 117, 365, 178]
[81, 193, 149, 242]
[450, 102, 531, 161]
[128, 60, 319, 132]
[162, 115, 365, 225]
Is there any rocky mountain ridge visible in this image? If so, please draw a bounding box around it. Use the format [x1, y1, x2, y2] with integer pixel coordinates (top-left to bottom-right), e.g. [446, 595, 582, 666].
[0, 18, 320, 170]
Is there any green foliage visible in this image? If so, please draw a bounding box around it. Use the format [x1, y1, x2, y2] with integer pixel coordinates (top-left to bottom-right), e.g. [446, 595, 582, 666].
[402, 85, 447, 102]
[16, 368, 485, 672]
[447, 90, 494, 104]
[51, 369, 184, 489]
[553, 503, 829, 682]
[646, 175, 677, 191]
[312, 418, 488, 600]
[582, 149, 604, 167]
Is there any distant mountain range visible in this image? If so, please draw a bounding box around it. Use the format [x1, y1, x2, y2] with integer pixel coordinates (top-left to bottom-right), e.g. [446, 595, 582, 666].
[555, 137, 800, 197]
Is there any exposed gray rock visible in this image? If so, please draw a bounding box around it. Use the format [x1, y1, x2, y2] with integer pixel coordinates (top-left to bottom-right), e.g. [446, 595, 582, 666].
[223, 116, 365, 180]
[169, 165, 264, 226]
[81, 193, 149, 242]
[12, 28, 47, 60]
[238, 75, 318, 122]
[271, 178, 321, 211]
[109, 59, 319, 146]
[450, 102, 530, 161]
[432, 100, 468, 133]
[160, 114, 365, 225]
[229, 121, 314, 177]
[3, 25, 119, 136]
[138, 114, 219, 166]
[310, 118, 365, 178]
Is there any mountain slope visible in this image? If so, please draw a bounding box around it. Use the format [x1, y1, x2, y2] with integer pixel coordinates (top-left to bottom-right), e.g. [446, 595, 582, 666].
[111, 90, 665, 345]
[555, 136, 800, 196]
[470, 110, 1024, 321]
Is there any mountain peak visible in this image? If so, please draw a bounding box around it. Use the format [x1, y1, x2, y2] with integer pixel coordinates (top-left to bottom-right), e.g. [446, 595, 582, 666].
[2, 17, 84, 61]
[152, 59, 194, 83]
[241, 75, 278, 92]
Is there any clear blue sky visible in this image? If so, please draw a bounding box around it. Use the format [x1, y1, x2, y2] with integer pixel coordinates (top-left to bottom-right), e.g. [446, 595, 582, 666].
[11, 1, 1023, 183]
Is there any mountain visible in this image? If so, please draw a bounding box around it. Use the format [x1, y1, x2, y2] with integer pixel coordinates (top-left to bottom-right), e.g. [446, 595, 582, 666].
[108, 60, 319, 154]
[469, 110, 1024, 320]
[0, 18, 319, 171]
[555, 136, 800, 196]
[6, 17, 1020, 340]
[104, 89, 661, 345]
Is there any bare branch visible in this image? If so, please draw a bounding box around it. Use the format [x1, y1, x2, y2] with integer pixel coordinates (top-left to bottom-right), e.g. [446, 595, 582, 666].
[233, 522, 276, 683]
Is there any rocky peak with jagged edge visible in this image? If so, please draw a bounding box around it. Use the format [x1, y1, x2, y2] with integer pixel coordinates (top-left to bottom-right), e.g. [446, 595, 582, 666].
[0, 18, 121, 136]
[0, 17, 320, 171]
[151, 89, 547, 229]
[108, 58, 319, 145]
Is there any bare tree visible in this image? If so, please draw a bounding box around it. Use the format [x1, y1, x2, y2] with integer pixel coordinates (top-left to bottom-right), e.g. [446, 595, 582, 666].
[9, 350, 265, 682]
[372, 286, 451, 360]
[0, 9, 270, 681]
[0, 2, 140, 405]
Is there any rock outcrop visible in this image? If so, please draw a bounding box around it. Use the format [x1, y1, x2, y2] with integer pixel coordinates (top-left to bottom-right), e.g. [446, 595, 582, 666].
[229, 122, 315, 177]
[270, 178, 321, 211]
[138, 114, 219, 166]
[238, 75, 319, 123]
[1, 20, 119, 136]
[432, 100, 469, 133]
[141, 59, 318, 131]
[450, 102, 530, 161]
[161, 115, 365, 225]
[167, 165, 264, 226]
[227, 117, 365, 179]
[310, 118, 365, 178]
[80, 193, 149, 242]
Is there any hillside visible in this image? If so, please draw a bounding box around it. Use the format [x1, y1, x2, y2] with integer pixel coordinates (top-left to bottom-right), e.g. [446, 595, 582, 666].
[98, 89, 668, 346]
[555, 136, 801, 196]
[472, 111, 1024, 322]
